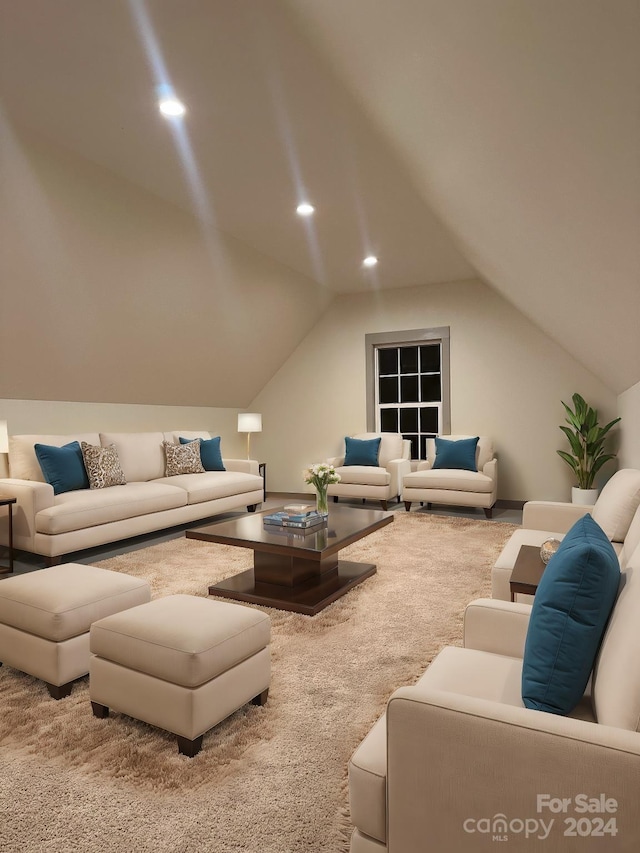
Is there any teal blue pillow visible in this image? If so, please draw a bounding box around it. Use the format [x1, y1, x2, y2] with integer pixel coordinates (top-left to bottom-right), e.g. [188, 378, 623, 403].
[179, 436, 225, 471]
[344, 436, 381, 467]
[432, 436, 478, 471]
[522, 514, 620, 715]
[34, 441, 89, 495]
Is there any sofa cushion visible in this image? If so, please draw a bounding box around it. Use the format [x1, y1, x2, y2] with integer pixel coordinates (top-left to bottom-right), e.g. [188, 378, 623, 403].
[593, 563, 640, 731]
[35, 482, 187, 535]
[592, 469, 640, 543]
[334, 465, 390, 487]
[403, 468, 493, 493]
[180, 435, 225, 471]
[99, 432, 165, 482]
[432, 436, 478, 471]
[81, 442, 127, 489]
[344, 436, 381, 467]
[521, 515, 619, 715]
[152, 471, 262, 505]
[34, 441, 89, 495]
[9, 433, 101, 481]
[163, 439, 205, 476]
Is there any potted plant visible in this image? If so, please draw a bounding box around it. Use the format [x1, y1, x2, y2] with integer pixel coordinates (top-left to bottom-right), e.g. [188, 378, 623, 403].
[557, 393, 621, 504]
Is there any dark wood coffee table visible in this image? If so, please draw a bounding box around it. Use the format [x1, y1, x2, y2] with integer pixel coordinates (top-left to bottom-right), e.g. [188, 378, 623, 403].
[186, 505, 393, 615]
[509, 544, 547, 601]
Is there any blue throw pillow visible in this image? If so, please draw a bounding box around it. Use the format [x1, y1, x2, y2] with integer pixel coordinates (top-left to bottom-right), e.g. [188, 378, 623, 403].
[34, 441, 90, 495]
[521, 514, 620, 715]
[432, 436, 479, 471]
[179, 436, 225, 471]
[344, 436, 381, 467]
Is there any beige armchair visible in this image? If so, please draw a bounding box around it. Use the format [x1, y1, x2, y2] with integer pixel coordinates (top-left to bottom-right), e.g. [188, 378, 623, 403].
[348, 549, 640, 852]
[327, 432, 411, 511]
[402, 434, 498, 518]
[492, 468, 640, 601]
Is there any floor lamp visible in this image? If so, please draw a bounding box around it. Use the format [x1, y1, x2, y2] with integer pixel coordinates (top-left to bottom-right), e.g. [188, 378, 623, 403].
[237, 413, 262, 460]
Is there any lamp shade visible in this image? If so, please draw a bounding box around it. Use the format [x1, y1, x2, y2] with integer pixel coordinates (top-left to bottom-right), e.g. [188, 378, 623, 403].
[0, 420, 8, 454]
[237, 413, 262, 433]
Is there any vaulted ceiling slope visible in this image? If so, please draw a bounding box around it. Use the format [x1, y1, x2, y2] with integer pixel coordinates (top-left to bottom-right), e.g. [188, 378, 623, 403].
[286, 0, 640, 395]
[1, 2, 637, 408]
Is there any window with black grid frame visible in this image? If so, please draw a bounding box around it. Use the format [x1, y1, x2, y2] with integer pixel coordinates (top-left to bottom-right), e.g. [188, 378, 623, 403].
[366, 327, 450, 461]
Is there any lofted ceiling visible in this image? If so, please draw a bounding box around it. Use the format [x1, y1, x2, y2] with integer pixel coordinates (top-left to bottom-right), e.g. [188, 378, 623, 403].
[1, 0, 638, 405]
[0, 0, 474, 294]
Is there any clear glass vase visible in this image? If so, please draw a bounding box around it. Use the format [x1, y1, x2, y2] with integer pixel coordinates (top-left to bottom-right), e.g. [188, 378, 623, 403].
[315, 485, 329, 517]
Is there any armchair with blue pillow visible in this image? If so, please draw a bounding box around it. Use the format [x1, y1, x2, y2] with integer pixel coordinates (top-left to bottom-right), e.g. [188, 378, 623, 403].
[347, 513, 640, 851]
[402, 434, 498, 517]
[325, 432, 411, 511]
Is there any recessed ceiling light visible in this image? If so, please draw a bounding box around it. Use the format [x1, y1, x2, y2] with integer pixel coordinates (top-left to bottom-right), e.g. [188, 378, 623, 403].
[159, 97, 186, 118]
[296, 202, 315, 217]
[362, 255, 378, 268]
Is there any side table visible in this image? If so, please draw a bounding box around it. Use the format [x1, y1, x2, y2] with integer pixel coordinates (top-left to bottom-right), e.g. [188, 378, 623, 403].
[0, 495, 17, 575]
[509, 544, 546, 602]
[258, 462, 267, 501]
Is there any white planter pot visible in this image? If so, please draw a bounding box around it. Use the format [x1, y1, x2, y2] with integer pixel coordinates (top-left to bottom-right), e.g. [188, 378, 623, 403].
[571, 487, 599, 506]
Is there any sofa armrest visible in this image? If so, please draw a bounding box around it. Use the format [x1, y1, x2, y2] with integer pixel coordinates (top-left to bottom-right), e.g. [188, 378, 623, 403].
[482, 457, 498, 481]
[416, 460, 432, 471]
[222, 459, 259, 476]
[463, 598, 531, 658]
[523, 500, 593, 532]
[326, 456, 344, 468]
[0, 478, 54, 546]
[386, 459, 412, 499]
[386, 685, 640, 851]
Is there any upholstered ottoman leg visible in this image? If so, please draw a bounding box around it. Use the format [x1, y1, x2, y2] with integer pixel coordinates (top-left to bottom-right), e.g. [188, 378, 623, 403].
[46, 681, 74, 700]
[177, 735, 204, 758]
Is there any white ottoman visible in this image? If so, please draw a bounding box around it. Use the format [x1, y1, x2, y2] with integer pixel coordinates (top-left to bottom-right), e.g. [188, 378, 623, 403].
[0, 564, 151, 698]
[89, 594, 271, 756]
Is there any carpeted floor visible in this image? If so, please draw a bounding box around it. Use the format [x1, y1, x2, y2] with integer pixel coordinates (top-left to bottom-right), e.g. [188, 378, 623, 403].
[0, 512, 515, 853]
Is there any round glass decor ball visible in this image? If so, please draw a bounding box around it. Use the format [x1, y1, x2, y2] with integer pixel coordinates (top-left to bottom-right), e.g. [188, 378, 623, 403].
[540, 538, 561, 565]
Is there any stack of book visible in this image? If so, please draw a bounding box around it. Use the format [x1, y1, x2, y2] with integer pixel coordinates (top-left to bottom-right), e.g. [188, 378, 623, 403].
[263, 507, 326, 530]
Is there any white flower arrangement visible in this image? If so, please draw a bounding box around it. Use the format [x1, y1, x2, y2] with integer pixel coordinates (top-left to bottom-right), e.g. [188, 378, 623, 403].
[303, 463, 341, 490]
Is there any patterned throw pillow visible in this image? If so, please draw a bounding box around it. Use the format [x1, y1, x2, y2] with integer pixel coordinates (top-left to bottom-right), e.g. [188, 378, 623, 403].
[163, 439, 205, 476]
[80, 442, 127, 489]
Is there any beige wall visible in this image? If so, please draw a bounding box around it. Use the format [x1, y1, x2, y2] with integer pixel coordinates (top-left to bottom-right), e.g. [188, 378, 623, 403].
[0, 125, 331, 408]
[251, 279, 618, 501]
[618, 381, 640, 469]
[0, 399, 248, 478]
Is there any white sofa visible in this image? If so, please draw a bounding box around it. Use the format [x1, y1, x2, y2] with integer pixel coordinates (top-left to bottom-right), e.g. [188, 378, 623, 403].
[492, 468, 640, 601]
[348, 545, 640, 852]
[0, 431, 263, 564]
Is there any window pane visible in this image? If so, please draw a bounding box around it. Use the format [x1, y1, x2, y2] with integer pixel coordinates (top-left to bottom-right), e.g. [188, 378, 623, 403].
[378, 348, 398, 376]
[380, 408, 399, 432]
[404, 434, 419, 459]
[421, 374, 441, 402]
[420, 407, 439, 433]
[400, 408, 418, 432]
[379, 376, 399, 404]
[420, 344, 440, 372]
[400, 346, 418, 374]
[400, 375, 419, 403]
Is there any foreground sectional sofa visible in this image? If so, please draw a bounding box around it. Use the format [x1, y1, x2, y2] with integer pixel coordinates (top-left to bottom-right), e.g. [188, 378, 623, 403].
[0, 431, 263, 563]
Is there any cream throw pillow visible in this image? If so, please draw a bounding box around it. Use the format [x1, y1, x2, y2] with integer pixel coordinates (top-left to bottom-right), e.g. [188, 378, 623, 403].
[163, 438, 205, 476]
[80, 442, 127, 489]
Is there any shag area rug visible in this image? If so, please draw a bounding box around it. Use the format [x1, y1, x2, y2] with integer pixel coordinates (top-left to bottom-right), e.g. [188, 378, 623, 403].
[0, 512, 515, 853]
